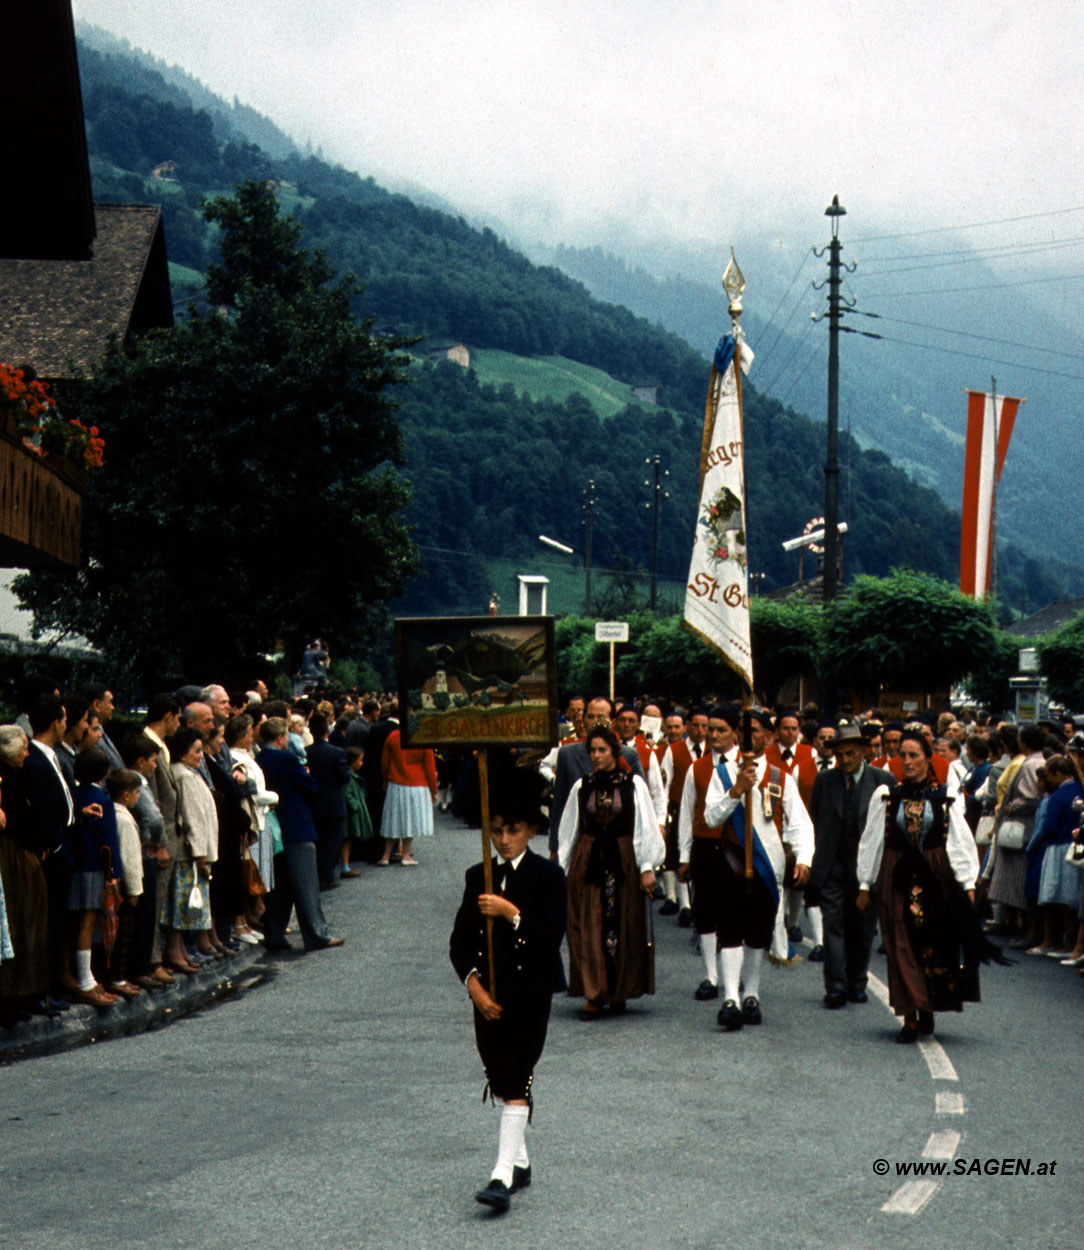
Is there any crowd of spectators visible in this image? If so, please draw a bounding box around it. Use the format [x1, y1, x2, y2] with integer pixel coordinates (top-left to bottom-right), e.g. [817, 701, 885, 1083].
[0, 678, 404, 1028]
[4, 674, 1082, 1034]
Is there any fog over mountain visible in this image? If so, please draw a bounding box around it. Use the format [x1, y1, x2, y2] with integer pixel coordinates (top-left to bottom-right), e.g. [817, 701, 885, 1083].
[72, 0, 1084, 585]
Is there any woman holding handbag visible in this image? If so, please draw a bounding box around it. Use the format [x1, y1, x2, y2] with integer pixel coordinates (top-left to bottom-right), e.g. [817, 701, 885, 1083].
[987, 723, 1047, 949]
[227, 714, 276, 943]
[160, 728, 218, 970]
[1027, 755, 1084, 957]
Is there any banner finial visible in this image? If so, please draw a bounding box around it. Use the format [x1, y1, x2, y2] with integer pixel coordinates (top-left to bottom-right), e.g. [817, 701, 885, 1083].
[722, 248, 745, 323]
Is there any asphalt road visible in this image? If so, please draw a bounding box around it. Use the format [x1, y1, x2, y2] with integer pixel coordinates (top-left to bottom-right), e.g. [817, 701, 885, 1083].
[1, 809, 1081, 1250]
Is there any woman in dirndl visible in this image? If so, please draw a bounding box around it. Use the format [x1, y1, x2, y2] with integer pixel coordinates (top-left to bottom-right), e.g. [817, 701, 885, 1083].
[557, 725, 664, 1019]
[856, 728, 990, 1044]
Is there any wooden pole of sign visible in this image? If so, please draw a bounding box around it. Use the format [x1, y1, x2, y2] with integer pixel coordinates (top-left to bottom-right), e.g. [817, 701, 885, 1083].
[609, 641, 615, 702]
[477, 749, 497, 997]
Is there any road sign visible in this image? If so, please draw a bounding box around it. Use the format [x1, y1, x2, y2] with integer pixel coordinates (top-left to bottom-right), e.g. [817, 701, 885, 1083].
[595, 621, 629, 643]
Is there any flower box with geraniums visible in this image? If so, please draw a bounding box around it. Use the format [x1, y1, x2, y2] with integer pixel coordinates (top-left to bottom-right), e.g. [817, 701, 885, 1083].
[0, 360, 104, 480]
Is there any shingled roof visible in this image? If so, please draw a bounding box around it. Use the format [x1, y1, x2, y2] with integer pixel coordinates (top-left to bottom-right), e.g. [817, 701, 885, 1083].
[0, 202, 173, 379]
[1012, 598, 1084, 639]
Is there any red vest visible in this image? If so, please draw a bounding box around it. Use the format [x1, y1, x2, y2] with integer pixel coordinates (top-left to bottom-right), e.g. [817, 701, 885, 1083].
[631, 734, 653, 775]
[766, 743, 815, 808]
[665, 739, 694, 810]
[692, 754, 784, 840]
[690, 754, 720, 840]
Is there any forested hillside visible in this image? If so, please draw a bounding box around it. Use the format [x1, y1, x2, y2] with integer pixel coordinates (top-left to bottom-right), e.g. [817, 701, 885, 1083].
[69, 33, 1072, 619]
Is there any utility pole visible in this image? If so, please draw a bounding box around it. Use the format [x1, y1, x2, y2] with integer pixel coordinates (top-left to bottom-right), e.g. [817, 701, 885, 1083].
[644, 454, 668, 611]
[584, 479, 595, 615]
[814, 195, 852, 607]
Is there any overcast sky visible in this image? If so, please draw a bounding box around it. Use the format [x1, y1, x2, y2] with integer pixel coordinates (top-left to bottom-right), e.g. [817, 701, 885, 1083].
[72, 0, 1084, 286]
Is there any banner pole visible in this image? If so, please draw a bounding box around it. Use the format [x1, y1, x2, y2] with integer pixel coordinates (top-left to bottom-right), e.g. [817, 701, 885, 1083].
[741, 693, 755, 884]
[477, 749, 497, 998]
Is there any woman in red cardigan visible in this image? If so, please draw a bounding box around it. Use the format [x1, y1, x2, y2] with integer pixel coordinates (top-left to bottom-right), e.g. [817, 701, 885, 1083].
[379, 725, 438, 866]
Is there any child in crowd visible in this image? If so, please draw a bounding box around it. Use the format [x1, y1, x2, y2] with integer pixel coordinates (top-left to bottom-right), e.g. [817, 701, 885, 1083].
[105, 769, 145, 998]
[341, 747, 373, 876]
[69, 747, 123, 1007]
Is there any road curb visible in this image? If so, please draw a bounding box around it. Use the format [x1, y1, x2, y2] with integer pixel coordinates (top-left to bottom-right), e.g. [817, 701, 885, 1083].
[0, 945, 268, 1065]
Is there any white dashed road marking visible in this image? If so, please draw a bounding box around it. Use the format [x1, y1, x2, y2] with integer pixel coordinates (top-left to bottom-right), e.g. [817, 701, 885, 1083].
[880, 1180, 940, 1215]
[917, 1037, 958, 1081]
[923, 1130, 961, 1159]
[936, 1091, 966, 1115]
[865, 974, 966, 1215]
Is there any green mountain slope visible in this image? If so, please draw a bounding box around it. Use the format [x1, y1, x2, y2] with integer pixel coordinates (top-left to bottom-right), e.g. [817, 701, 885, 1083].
[67, 35, 1074, 619]
[470, 351, 658, 419]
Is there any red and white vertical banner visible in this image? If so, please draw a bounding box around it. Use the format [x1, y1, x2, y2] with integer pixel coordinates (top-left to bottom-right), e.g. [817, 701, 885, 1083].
[960, 388, 1024, 599]
[684, 333, 755, 690]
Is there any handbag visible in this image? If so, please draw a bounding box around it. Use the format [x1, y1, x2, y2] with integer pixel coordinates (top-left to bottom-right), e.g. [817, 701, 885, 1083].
[242, 847, 266, 897]
[187, 872, 204, 911]
[99, 848, 121, 965]
[996, 819, 1027, 851]
[1065, 838, 1084, 871]
[974, 814, 996, 848]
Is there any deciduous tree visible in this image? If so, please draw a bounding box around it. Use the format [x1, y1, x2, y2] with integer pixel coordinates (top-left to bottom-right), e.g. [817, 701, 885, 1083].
[15, 181, 420, 686]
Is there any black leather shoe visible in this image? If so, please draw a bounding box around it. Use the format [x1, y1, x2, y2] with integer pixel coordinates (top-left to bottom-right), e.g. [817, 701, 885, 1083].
[677, 907, 693, 928]
[917, 1010, 935, 1035]
[787, 924, 803, 943]
[896, 1023, 918, 1044]
[808, 944, 825, 962]
[511, 1165, 532, 1192]
[717, 999, 743, 1030]
[847, 988, 868, 1004]
[694, 979, 719, 1001]
[659, 899, 679, 916]
[741, 995, 762, 1025]
[475, 1179, 511, 1212]
[823, 990, 847, 1009]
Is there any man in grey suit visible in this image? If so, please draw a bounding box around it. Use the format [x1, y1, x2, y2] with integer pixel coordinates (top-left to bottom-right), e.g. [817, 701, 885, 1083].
[548, 696, 645, 855]
[807, 723, 893, 1009]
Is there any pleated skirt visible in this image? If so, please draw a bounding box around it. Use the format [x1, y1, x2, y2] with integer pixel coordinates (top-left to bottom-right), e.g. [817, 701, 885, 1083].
[381, 783, 434, 839]
[989, 844, 1028, 910]
[1038, 843, 1082, 909]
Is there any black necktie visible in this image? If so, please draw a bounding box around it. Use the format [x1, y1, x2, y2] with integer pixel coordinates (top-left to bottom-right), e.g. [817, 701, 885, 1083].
[847, 774, 856, 794]
[691, 742, 701, 759]
[819, 758, 830, 770]
[782, 747, 793, 764]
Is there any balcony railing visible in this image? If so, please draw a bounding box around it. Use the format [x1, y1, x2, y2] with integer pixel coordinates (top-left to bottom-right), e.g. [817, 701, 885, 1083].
[0, 415, 82, 567]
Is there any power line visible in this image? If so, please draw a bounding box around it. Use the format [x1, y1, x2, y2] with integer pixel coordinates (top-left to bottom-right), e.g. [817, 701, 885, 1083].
[415, 544, 685, 583]
[860, 233, 1084, 265]
[776, 336, 824, 409]
[857, 236, 1084, 277]
[756, 313, 816, 395]
[844, 310, 1084, 361]
[854, 331, 1084, 383]
[862, 271, 1084, 298]
[756, 247, 816, 360]
[850, 204, 1084, 245]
